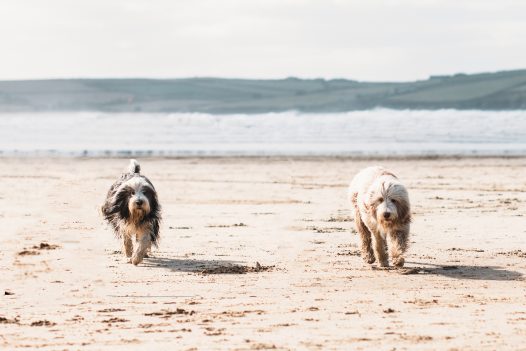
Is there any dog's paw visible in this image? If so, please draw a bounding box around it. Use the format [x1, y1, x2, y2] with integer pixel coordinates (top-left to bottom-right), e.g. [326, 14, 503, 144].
[123, 246, 133, 258]
[131, 255, 143, 266]
[363, 253, 376, 264]
[393, 257, 405, 268]
[378, 260, 389, 268]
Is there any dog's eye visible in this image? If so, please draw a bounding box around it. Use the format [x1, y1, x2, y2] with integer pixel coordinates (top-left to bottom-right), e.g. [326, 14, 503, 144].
[391, 199, 397, 204]
[378, 197, 384, 203]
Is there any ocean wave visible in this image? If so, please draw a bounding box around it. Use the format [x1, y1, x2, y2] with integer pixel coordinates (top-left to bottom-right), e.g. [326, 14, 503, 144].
[0, 110, 525, 156]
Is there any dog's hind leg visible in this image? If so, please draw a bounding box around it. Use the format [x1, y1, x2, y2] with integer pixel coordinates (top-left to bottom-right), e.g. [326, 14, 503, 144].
[131, 232, 151, 265]
[122, 234, 133, 258]
[354, 209, 375, 264]
[372, 231, 389, 267]
[388, 225, 409, 268]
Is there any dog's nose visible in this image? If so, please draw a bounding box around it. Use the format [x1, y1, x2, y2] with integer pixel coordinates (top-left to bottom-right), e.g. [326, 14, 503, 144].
[135, 199, 143, 206]
[383, 212, 391, 219]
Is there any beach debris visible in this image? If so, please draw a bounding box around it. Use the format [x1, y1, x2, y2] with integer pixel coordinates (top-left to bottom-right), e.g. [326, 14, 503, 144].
[204, 327, 225, 336]
[98, 308, 125, 313]
[17, 250, 39, 256]
[33, 242, 59, 250]
[337, 250, 361, 256]
[18, 242, 60, 256]
[145, 308, 195, 318]
[497, 250, 526, 258]
[345, 310, 360, 315]
[101, 317, 128, 323]
[448, 247, 484, 253]
[326, 215, 353, 222]
[307, 226, 346, 233]
[206, 223, 247, 228]
[200, 262, 274, 275]
[30, 320, 56, 327]
[0, 316, 20, 324]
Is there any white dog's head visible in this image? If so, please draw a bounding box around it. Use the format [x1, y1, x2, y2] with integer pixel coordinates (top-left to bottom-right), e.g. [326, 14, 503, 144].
[366, 176, 411, 228]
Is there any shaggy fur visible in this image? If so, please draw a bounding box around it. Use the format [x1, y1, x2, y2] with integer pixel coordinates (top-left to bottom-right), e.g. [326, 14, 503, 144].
[349, 166, 411, 268]
[101, 159, 161, 265]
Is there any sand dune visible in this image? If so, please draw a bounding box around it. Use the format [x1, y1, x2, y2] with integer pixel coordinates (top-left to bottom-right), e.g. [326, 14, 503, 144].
[1, 157, 525, 350]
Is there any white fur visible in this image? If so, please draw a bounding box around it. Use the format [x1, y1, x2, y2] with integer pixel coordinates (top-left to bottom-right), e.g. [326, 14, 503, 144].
[349, 166, 411, 267]
[128, 159, 140, 174]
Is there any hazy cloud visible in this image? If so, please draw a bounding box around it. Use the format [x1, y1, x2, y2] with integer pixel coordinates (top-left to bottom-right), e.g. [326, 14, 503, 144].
[1, 0, 525, 81]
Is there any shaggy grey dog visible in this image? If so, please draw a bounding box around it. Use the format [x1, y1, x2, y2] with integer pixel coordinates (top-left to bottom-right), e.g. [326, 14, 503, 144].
[349, 166, 411, 267]
[101, 160, 161, 265]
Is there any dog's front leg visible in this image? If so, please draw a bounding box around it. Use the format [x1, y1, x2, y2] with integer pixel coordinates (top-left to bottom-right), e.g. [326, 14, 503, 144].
[131, 233, 151, 265]
[122, 234, 133, 258]
[354, 209, 375, 264]
[388, 225, 409, 268]
[372, 231, 389, 267]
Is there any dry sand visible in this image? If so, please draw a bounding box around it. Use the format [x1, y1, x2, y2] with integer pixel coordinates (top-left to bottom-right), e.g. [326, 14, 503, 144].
[1, 157, 525, 350]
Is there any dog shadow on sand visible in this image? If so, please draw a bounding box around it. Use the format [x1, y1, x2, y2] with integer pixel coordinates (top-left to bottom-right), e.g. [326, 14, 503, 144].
[402, 262, 523, 281]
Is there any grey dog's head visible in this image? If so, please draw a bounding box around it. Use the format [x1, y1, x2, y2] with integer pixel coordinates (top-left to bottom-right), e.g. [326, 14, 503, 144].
[367, 177, 411, 228]
[106, 175, 159, 224]
[120, 177, 156, 222]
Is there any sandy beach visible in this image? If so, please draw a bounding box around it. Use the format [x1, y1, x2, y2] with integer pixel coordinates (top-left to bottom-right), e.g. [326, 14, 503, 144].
[1, 157, 525, 350]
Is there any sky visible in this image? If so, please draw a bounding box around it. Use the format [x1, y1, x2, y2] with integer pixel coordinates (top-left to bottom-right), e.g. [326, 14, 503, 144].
[0, 0, 525, 82]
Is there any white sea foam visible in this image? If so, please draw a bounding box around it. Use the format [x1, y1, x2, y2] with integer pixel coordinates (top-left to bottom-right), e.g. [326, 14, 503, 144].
[0, 109, 525, 156]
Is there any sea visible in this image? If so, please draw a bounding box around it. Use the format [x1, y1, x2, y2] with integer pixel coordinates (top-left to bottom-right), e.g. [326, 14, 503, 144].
[1, 109, 525, 157]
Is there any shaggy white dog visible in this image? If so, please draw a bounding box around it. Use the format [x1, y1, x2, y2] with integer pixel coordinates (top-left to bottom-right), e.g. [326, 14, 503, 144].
[349, 166, 411, 267]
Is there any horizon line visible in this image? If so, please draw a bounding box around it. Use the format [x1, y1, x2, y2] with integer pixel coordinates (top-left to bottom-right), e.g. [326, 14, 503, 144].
[0, 68, 525, 84]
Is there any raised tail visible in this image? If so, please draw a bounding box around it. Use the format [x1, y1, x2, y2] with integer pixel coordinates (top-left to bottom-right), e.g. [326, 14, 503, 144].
[128, 159, 141, 174]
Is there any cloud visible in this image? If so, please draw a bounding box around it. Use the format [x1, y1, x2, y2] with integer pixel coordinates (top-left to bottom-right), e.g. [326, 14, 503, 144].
[0, 0, 525, 80]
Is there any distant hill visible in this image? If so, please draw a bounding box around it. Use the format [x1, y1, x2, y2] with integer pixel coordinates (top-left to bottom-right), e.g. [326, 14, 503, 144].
[1, 70, 526, 113]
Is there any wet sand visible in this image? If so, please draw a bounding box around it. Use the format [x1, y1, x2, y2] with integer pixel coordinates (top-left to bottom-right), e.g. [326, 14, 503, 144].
[1, 157, 525, 350]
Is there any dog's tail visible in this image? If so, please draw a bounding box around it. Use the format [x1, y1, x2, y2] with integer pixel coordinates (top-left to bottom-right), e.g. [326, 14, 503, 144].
[128, 159, 141, 174]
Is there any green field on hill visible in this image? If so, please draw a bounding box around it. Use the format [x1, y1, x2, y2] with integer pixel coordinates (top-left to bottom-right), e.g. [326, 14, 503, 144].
[1, 70, 525, 113]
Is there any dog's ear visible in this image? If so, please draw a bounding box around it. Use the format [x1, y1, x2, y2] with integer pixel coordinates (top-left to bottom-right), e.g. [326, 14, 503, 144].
[150, 216, 161, 248]
[117, 188, 131, 219]
[351, 192, 358, 206]
[364, 190, 377, 215]
[144, 186, 159, 215]
[103, 187, 131, 220]
[148, 201, 161, 248]
[144, 185, 161, 247]
[395, 197, 411, 224]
